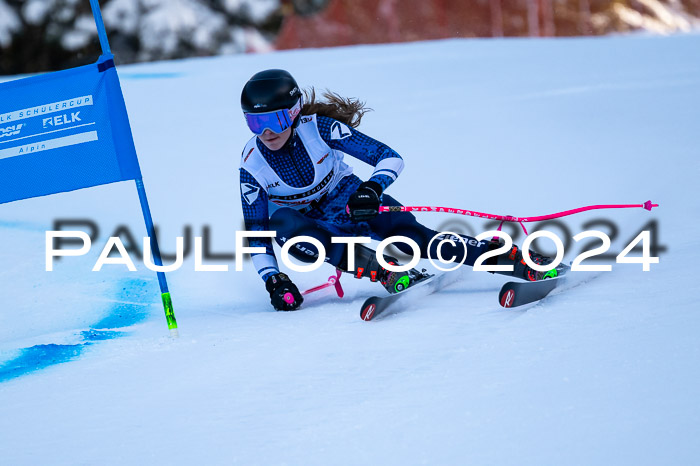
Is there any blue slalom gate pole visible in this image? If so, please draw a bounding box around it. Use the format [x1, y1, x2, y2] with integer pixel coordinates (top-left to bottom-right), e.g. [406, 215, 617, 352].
[136, 179, 178, 336]
[89, 0, 178, 336]
[89, 0, 111, 54]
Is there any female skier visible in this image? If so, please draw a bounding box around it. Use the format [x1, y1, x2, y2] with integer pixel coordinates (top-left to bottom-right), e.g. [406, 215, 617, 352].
[239, 69, 557, 311]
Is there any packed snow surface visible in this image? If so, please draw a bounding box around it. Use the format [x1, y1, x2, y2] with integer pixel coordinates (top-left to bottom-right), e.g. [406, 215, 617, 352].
[1, 35, 699, 465]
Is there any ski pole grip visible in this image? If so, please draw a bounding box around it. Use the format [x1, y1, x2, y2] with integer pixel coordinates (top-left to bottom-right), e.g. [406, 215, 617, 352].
[283, 292, 295, 304]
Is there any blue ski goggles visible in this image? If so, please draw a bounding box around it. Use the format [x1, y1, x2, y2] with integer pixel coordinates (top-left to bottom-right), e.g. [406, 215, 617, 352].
[244, 97, 303, 135]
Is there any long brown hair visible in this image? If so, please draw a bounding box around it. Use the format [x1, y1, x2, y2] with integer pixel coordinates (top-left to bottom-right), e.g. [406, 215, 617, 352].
[301, 87, 371, 128]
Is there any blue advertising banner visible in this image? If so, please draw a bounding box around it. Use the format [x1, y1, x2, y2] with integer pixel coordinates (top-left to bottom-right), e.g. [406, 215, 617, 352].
[0, 54, 142, 204]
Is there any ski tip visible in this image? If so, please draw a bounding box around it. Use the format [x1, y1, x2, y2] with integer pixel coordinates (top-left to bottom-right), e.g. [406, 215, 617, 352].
[361, 303, 377, 321]
[500, 288, 515, 308]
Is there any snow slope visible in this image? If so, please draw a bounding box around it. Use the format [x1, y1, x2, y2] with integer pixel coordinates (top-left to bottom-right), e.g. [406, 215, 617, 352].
[1, 35, 699, 465]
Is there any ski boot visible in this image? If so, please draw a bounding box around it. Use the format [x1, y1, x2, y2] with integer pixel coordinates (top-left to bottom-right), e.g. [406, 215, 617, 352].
[339, 244, 430, 294]
[486, 237, 567, 281]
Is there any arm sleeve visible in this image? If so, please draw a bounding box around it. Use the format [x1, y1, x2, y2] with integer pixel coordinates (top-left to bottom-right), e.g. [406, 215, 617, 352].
[317, 115, 404, 192]
[240, 168, 279, 282]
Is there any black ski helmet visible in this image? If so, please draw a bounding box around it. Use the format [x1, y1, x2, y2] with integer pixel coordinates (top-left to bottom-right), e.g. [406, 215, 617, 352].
[241, 69, 302, 115]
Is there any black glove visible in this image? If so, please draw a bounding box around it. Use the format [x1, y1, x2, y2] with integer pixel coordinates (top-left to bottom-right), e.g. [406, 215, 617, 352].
[265, 272, 303, 311]
[347, 180, 382, 222]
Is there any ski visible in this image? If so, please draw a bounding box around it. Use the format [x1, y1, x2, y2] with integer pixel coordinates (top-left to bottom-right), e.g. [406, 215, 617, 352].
[498, 275, 567, 308]
[360, 271, 461, 321]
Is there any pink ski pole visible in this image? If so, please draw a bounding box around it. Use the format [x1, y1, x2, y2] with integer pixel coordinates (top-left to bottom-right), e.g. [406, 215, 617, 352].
[379, 200, 658, 234]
